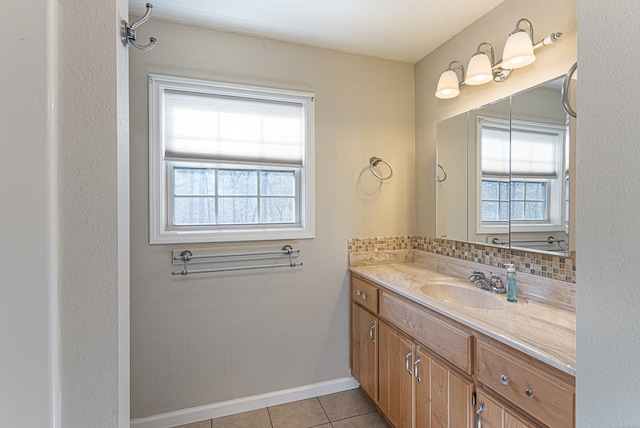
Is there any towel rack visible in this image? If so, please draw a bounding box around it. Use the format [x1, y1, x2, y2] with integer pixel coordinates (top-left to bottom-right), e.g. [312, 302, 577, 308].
[436, 164, 447, 183]
[369, 157, 393, 180]
[491, 236, 566, 246]
[562, 62, 577, 118]
[171, 245, 303, 276]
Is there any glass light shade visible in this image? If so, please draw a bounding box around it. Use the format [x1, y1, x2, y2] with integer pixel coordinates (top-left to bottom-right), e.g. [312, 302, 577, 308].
[501, 30, 535, 69]
[466, 53, 493, 85]
[435, 69, 460, 99]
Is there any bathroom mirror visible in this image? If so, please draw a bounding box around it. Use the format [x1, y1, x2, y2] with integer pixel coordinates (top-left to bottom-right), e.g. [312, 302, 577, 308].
[436, 75, 576, 256]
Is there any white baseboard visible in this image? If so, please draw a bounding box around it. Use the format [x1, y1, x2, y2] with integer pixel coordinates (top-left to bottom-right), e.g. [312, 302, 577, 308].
[130, 376, 360, 428]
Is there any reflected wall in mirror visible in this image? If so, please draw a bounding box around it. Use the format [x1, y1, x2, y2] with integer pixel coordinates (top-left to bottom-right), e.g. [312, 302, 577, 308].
[436, 76, 575, 256]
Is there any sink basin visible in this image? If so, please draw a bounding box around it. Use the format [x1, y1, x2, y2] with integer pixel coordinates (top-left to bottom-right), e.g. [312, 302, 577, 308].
[420, 282, 504, 309]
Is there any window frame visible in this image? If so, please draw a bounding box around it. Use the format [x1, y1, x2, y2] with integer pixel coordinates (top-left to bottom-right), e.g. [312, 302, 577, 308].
[149, 74, 315, 244]
[476, 116, 566, 235]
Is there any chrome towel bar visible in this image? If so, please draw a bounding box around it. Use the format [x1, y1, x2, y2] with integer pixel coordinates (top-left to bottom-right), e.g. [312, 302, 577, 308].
[171, 245, 303, 276]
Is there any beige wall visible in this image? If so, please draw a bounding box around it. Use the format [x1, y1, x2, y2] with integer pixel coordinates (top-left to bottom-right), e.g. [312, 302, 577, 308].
[129, 19, 415, 418]
[415, 0, 577, 237]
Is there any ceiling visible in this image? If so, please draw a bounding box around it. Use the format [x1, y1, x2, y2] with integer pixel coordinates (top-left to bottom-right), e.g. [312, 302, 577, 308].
[129, 0, 504, 64]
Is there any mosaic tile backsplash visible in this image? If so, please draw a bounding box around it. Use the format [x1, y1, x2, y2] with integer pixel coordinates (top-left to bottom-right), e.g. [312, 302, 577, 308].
[348, 236, 576, 284]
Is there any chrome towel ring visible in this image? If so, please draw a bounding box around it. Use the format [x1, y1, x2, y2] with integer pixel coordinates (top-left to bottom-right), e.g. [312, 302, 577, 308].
[436, 164, 447, 183]
[369, 157, 393, 180]
[562, 62, 577, 118]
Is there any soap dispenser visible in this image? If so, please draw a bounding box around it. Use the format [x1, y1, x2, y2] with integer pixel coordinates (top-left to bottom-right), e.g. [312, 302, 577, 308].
[505, 264, 517, 302]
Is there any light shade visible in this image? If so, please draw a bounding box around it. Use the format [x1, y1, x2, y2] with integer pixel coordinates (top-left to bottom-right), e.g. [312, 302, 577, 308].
[501, 30, 535, 69]
[466, 53, 493, 85]
[435, 69, 460, 99]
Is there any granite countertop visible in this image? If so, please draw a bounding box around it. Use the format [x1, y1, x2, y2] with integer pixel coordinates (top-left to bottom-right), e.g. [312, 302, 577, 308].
[349, 262, 576, 376]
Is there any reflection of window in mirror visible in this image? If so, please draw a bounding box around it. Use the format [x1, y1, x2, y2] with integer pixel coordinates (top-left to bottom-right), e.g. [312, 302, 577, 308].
[477, 117, 567, 235]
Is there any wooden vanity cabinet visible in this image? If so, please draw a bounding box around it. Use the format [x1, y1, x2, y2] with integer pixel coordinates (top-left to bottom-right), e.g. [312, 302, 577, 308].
[421, 348, 474, 427]
[351, 302, 378, 401]
[350, 273, 575, 428]
[350, 276, 379, 402]
[476, 391, 538, 428]
[378, 321, 474, 428]
[378, 321, 413, 428]
[476, 336, 575, 428]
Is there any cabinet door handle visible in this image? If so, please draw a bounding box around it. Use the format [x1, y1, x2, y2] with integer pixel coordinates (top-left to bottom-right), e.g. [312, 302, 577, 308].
[405, 349, 413, 375]
[500, 374, 510, 385]
[525, 388, 534, 398]
[413, 356, 422, 382]
[476, 401, 485, 428]
[369, 323, 376, 344]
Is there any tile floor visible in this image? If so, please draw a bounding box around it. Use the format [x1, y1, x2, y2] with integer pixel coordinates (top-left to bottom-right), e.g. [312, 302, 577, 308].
[174, 388, 390, 428]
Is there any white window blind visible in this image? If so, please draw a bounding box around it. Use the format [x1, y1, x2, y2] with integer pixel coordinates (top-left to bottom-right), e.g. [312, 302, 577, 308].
[480, 120, 560, 178]
[164, 90, 304, 166]
[149, 74, 315, 244]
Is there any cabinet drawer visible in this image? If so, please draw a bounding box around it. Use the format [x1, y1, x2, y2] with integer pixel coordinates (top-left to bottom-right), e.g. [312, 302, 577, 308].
[379, 292, 473, 374]
[477, 340, 575, 428]
[351, 275, 379, 314]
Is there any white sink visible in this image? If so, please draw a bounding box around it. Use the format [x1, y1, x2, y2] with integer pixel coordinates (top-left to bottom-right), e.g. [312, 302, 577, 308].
[420, 282, 505, 309]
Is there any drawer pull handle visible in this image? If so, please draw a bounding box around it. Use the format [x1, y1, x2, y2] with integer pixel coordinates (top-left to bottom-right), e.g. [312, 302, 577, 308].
[525, 388, 534, 398]
[362, 293, 367, 300]
[414, 356, 422, 382]
[476, 401, 485, 428]
[405, 350, 413, 375]
[369, 323, 376, 344]
[356, 289, 361, 296]
[500, 374, 510, 385]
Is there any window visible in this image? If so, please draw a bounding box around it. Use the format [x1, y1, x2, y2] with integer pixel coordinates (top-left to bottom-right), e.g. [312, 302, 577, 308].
[149, 75, 315, 244]
[481, 179, 548, 222]
[477, 117, 566, 234]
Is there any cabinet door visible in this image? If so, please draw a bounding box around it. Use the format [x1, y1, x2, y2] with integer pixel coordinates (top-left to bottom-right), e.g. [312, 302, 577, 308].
[414, 348, 474, 428]
[476, 391, 506, 428]
[351, 303, 378, 401]
[476, 391, 535, 428]
[504, 412, 531, 428]
[378, 321, 413, 428]
[414, 349, 431, 428]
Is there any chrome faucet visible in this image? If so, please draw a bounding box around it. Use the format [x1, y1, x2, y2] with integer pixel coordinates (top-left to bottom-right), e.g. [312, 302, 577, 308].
[468, 270, 506, 294]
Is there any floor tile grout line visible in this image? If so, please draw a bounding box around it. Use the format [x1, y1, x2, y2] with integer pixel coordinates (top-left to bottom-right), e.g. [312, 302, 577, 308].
[266, 405, 274, 428]
[317, 395, 332, 424]
[329, 408, 380, 423]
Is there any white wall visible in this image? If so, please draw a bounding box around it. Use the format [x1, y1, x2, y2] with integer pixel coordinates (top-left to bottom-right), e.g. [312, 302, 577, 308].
[0, 1, 59, 426]
[576, 0, 640, 424]
[58, 0, 130, 426]
[129, 19, 415, 418]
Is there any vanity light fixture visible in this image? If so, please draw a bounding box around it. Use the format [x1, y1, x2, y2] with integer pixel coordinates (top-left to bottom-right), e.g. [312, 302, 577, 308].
[466, 42, 495, 85]
[501, 18, 536, 69]
[435, 60, 465, 99]
[435, 18, 562, 99]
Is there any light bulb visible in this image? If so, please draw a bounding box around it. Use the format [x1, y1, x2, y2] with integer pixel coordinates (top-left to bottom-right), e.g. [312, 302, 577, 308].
[435, 69, 460, 99]
[501, 30, 535, 69]
[466, 53, 493, 85]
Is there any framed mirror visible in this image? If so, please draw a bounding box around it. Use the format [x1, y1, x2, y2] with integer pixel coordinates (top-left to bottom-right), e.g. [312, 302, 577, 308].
[436, 75, 575, 256]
